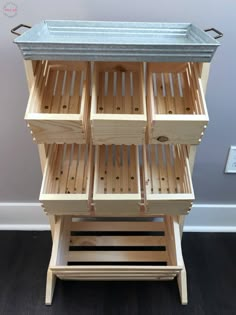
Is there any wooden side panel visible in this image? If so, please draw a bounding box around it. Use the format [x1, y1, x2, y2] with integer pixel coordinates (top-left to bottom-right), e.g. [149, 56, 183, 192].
[28, 119, 85, 144]
[41, 199, 89, 215]
[147, 200, 193, 215]
[151, 118, 207, 144]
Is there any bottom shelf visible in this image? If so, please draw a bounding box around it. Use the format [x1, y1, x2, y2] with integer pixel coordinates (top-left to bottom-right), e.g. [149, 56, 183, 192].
[46, 215, 187, 305]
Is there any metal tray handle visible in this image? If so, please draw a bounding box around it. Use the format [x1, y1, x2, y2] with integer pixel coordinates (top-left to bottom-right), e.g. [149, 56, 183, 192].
[11, 24, 31, 36]
[204, 28, 223, 39]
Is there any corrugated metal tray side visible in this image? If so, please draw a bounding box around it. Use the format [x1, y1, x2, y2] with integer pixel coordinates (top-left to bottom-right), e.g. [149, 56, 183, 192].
[14, 20, 220, 62]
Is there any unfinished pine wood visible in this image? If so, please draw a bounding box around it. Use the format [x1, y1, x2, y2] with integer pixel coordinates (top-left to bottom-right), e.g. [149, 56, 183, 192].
[171, 216, 188, 304]
[93, 145, 141, 214]
[90, 62, 147, 144]
[40, 144, 94, 215]
[147, 62, 209, 144]
[25, 61, 89, 143]
[46, 215, 184, 304]
[143, 144, 194, 215]
[179, 144, 198, 238]
[24, 60, 56, 238]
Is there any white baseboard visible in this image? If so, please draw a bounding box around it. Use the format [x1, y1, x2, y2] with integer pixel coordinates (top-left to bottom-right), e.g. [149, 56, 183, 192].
[0, 203, 236, 232]
[0, 203, 50, 231]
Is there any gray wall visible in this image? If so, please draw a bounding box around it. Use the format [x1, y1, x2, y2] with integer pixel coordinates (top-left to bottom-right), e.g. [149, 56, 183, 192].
[0, 0, 235, 204]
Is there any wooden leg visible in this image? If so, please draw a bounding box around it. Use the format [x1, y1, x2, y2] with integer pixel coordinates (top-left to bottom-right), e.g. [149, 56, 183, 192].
[45, 269, 56, 305]
[177, 265, 188, 305]
[172, 216, 188, 304]
[45, 217, 67, 305]
[179, 215, 185, 239]
[48, 215, 56, 238]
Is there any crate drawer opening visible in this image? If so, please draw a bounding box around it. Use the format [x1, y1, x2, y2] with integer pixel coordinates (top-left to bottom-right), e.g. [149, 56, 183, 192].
[40, 143, 93, 214]
[50, 216, 182, 281]
[147, 63, 209, 144]
[91, 62, 147, 144]
[25, 61, 89, 143]
[143, 144, 194, 215]
[93, 145, 141, 214]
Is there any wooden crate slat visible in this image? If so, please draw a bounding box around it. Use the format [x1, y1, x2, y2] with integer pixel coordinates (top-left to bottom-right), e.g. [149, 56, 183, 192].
[70, 221, 165, 231]
[67, 144, 79, 193]
[57, 276, 175, 281]
[51, 266, 181, 272]
[70, 235, 167, 247]
[67, 250, 169, 262]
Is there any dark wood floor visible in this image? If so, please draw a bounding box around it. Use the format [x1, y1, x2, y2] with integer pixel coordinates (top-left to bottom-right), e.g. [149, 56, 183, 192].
[0, 231, 235, 315]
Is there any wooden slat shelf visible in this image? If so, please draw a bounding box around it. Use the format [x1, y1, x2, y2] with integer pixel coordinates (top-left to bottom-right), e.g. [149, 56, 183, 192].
[25, 61, 90, 143]
[40, 143, 194, 216]
[40, 143, 93, 215]
[147, 62, 209, 144]
[24, 61, 209, 146]
[143, 144, 194, 215]
[90, 62, 147, 145]
[47, 216, 184, 296]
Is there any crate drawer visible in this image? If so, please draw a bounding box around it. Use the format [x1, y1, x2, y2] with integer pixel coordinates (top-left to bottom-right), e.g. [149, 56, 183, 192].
[93, 145, 142, 215]
[147, 62, 209, 144]
[90, 62, 147, 145]
[49, 216, 182, 280]
[25, 61, 90, 144]
[143, 144, 194, 215]
[40, 144, 93, 215]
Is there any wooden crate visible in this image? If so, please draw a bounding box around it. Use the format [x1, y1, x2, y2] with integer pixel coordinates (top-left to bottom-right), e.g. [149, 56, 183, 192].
[40, 143, 94, 215]
[147, 62, 209, 144]
[25, 61, 90, 143]
[143, 144, 194, 215]
[47, 215, 186, 304]
[93, 145, 142, 215]
[90, 62, 147, 145]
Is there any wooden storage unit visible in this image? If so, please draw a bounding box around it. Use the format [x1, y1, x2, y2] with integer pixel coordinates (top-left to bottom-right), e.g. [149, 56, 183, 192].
[93, 145, 142, 215]
[147, 62, 209, 144]
[90, 62, 147, 145]
[40, 143, 94, 215]
[25, 61, 90, 143]
[143, 144, 194, 215]
[13, 20, 221, 307]
[47, 215, 186, 304]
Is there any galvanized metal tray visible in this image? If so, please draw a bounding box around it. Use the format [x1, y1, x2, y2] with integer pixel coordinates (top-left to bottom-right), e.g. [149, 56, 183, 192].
[12, 20, 221, 62]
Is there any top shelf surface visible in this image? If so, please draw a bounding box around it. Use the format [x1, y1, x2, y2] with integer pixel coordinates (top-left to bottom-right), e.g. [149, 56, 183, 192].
[14, 20, 220, 62]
